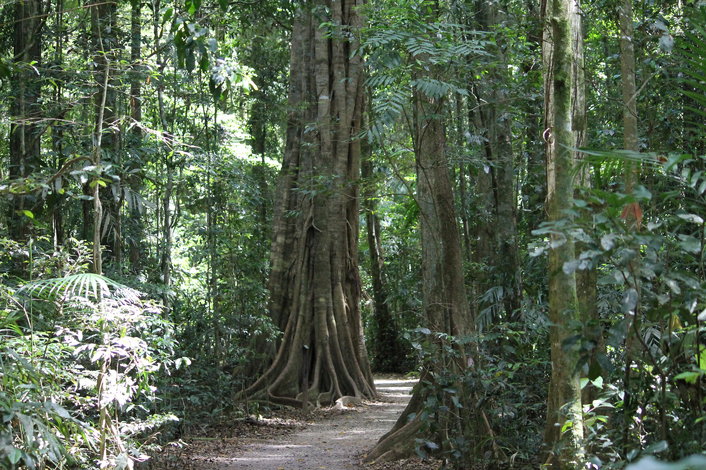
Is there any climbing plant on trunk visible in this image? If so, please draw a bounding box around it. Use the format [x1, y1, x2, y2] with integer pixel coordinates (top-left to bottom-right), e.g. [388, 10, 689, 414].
[243, 0, 375, 408]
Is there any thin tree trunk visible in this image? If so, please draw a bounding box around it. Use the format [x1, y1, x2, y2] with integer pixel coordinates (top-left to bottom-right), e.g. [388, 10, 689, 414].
[50, 0, 66, 248]
[152, 0, 172, 295]
[541, 0, 586, 464]
[161, 161, 172, 287]
[127, 0, 144, 272]
[92, 54, 111, 275]
[520, 0, 546, 240]
[366, 42, 503, 464]
[618, 0, 644, 451]
[130, 0, 142, 128]
[362, 142, 404, 373]
[478, 0, 522, 320]
[572, 19, 601, 405]
[620, 0, 639, 191]
[89, 0, 117, 274]
[8, 0, 43, 242]
[90, 1, 118, 273]
[454, 96, 472, 263]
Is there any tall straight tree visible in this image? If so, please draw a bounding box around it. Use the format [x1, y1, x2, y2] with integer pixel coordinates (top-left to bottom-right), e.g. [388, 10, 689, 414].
[88, 0, 118, 274]
[366, 73, 475, 462]
[8, 0, 44, 241]
[244, 0, 375, 407]
[366, 6, 503, 463]
[617, 0, 643, 449]
[126, 0, 145, 272]
[470, 0, 522, 320]
[541, 0, 586, 464]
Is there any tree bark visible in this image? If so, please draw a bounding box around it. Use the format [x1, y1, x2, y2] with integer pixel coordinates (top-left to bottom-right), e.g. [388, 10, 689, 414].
[8, 0, 44, 242]
[541, 0, 586, 464]
[619, 0, 638, 191]
[50, 0, 66, 248]
[520, 0, 546, 242]
[152, 0, 172, 297]
[572, 19, 601, 405]
[243, 0, 375, 408]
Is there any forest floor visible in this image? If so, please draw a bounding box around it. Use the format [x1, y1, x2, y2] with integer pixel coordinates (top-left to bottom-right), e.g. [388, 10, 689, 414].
[149, 376, 439, 470]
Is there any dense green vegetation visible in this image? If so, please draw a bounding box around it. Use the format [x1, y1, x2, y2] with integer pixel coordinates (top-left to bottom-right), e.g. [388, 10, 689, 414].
[1, 0, 706, 468]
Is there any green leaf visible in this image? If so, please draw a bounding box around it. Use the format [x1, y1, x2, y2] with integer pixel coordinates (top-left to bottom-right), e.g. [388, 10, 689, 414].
[678, 234, 701, 254]
[563, 260, 579, 274]
[17, 273, 141, 305]
[0, 60, 12, 79]
[186, 0, 201, 15]
[627, 449, 640, 461]
[698, 345, 706, 371]
[622, 288, 639, 313]
[674, 371, 700, 384]
[175, 357, 192, 370]
[186, 47, 196, 72]
[643, 440, 668, 454]
[21, 209, 34, 219]
[424, 440, 439, 450]
[624, 455, 706, 470]
[591, 376, 604, 389]
[601, 233, 618, 251]
[8, 447, 22, 464]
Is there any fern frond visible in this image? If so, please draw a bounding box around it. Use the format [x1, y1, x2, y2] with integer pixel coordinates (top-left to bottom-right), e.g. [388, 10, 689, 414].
[17, 274, 142, 306]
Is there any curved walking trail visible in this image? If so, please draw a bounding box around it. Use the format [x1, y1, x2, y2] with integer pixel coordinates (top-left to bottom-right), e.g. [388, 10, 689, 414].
[187, 377, 418, 470]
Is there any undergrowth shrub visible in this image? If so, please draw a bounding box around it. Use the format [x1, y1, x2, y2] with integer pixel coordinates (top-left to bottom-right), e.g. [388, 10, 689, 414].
[0, 240, 180, 469]
[407, 321, 550, 469]
[532, 151, 706, 467]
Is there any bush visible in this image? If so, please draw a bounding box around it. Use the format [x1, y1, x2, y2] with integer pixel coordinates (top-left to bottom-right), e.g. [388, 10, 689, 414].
[1, 249, 180, 469]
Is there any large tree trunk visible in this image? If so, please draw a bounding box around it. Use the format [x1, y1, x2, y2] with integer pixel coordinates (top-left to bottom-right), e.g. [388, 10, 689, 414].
[243, 0, 375, 408]
[8, 0, 43, 242]
[541, 0, 586, 464]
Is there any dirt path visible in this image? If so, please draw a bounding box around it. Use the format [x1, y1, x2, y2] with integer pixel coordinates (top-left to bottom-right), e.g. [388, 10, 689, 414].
[186, 377, 416, 470]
